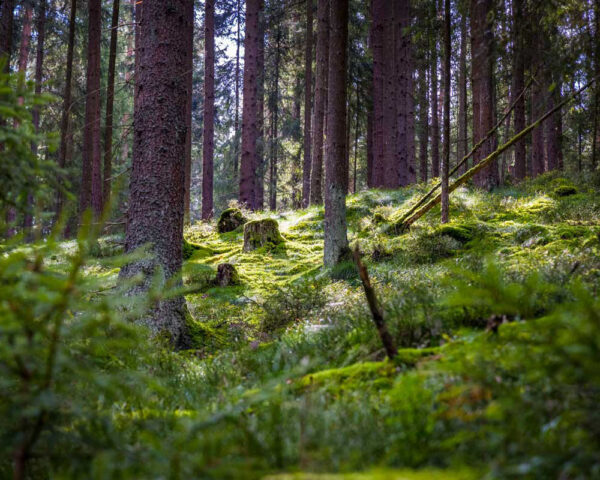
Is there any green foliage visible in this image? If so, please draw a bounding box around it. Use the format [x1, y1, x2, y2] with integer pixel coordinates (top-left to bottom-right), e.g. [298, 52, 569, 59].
[553, 185, 578, 197]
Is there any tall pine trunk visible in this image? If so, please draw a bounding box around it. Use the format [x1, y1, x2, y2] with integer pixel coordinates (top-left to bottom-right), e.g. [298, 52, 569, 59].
[441, 0, 451, 223]
[269, 27, 281, 211]
[430, 30, 440, 178]
[234, 0, 241, 176]
[302, 0, 313, 207]
[457, 10, 468, 175]
[324, 0, 349, 267]
[103, 0, 120, 206]
[512, 0, 526, 179]
[310, 0, 329, 205]
[255, 3, 265, 210]
[0, 0, 15, 71]
[418, 61, 429, 182]
[81, 0, 103, 217]
[240, 0, 261, 209]
[56, 0, 77, 224]
[121, 0, 193, 349]
[183, 0, 193, 221]
[202, 0, 215, 220]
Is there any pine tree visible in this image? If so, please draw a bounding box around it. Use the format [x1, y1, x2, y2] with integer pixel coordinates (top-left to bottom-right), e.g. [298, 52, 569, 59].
[202, 0, 215, 220]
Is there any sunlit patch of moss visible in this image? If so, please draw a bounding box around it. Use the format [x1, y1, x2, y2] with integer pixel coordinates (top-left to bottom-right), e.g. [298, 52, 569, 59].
[264, 468, 479, 480]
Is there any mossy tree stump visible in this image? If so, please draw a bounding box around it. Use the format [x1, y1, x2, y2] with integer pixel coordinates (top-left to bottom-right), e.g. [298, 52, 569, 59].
[217, 208, 247, 233]
[216, 263, 240, 287]
[243, 219, 284, 252]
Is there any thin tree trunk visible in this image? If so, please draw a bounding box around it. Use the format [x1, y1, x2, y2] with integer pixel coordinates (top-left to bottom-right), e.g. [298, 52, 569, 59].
[367, 109, 374, 187]
[81, 0, 103, 217]
[255, 2, 265, 210]
[324, 0, 349, 267]
[441, 0, 450, 223]
[371, 0, 385, 187]
[269, 27, 281, 211]
[512, 0, 526, 179]
[239, 0, 261, 209]
[302, 0, 313, 207]
[55, 0, 77, 225]
[531, 79, 545, 176]
[103, 0, 120, 207]
[184, 0, 193, 222]
[202, 0, 215, 220]
[431, 17, 440, 178]
[353, 85, 360, 194]
[310, 0, 329, 204]
[457, 10, 468, 175]
[418, 61, 429, 182]
[120, 0, 193, 349]
[545, 78, 561, 172]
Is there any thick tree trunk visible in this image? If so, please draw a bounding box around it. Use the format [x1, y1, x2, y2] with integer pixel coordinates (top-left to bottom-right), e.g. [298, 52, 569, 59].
[371, 0, 386, 187]
[512, 0, 526, 179]
[310, 0, 329, 204]
[381, 1, 396, 188]
[121, 0, 193, 349]
[234, 0, 241, 176]
[0, 0, 15, 71]
[441, 0, 450, 223]
[457, 10, 468, 175]
[324, 0, 349, 267]
[302, 0, 313, 207]
[81, 0, 102, 217]
[17, 4, 33, 86]
[184, 0, 194, 221]
[202, 0, 215, 220]
[55, 0, 77, 223]
[240, 0, 261, 209]
[255, 3, 265, 210]
[103, 0, 120, 206]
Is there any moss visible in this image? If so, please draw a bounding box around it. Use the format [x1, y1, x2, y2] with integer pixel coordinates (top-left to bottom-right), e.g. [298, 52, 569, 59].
[182, 238, 202, 260]
[217, 207, 247, 233]
[263, 469, 479, 480]
[553, 185, 578, 197]
[243, 218, 284, 252]
[435, 223, 476, 243]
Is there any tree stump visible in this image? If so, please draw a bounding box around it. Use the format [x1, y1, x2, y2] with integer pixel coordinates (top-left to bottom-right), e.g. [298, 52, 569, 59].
[216, 263, 240, 287]
[217, 208, 247, 233]
[243, 219, 284, 252]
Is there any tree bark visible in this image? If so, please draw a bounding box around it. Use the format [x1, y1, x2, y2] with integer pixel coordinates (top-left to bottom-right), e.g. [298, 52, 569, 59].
[457, 10, 468, 175]
[441, 0, 450, 223]
[418, 60, 429, 182]
[103, 0, 120, 207]
[512, 0, 526, 179]
[255, 2, 265, 210]
[55, 0, 77, 224]
[531, 79, 545, 176]
[324, 0, 349, 267]
[0, 0, 15, 72]
[184, 0, 194, 221]
[233, 0, 241, 176]
[310, 0, 329, 205]
[202, 0, 215, 220]
[269, 27, 281, 211]
[430, 18, 440, 178]
[121, 0, 193, 349]
[81, 0, 103, 217]
[302, 0, 313, 207]
[240, 0, 261, 209]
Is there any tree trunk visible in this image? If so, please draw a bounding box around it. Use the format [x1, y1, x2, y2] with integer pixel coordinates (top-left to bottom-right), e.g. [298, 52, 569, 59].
[418, 60, 429, 182]
[23, 0, 47, 236]
[17, 3, 33, 88]
[324, 0, 349, 267]
[545, 78, 561, 172]
[394, 0, 414, 187]
[310, 0, 329, 204]
[531, 80, 545, 176]
[512, 0, 526, 179]
[255, 2, 265, 210]
[234, 0, 241, 176]
[371, 0, 385, 187]
[81, 0, 103, 217]
[103, 0, 120, 207]
[55, 0, 77, 224]
[381, 1, 396, 188]
[302, 0, 313, 207]
[353, 85, 360, 193]
[240, 0, 261, 209]
[269, 27, 281, 211]
[430, 34, 440, 178]
[0, 0, 15, 72]
[441, 0, 450, 223]
[121, 0, 193, 349]
[184, 0, 194, 222]
[593, 0, 600, 168]
[457, 10, 468, 175]
[202, 0, 215, 220]
[367, 109, 374, 187]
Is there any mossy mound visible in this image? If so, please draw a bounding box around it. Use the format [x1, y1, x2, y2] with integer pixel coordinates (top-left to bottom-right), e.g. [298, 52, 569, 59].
[183, 238, 202, 260]
[553, 185, 578, 197]
[216, 263, 240, 287]
[217, 208, 247, 233]
[435, 223, 476, 243]
[243, 218, 284, 252]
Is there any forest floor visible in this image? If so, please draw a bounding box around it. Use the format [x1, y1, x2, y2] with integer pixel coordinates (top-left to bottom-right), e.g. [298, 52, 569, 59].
[52, 171, 600, 478]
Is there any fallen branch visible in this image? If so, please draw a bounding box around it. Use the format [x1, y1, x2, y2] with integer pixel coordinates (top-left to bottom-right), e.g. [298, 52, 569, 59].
[394, 76, 535, 226]
[352, 246, 397, 360]
[394, 76, 598, 232]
